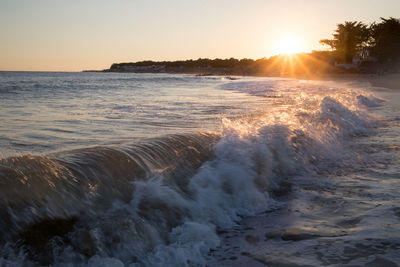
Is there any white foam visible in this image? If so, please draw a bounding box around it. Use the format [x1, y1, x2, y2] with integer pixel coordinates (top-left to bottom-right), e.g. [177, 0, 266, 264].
[0, 78, 384, 266]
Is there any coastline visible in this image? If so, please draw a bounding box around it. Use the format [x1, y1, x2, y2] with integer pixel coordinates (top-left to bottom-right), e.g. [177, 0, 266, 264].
[85, 68, 400, 90]
[301, 73, 400, 90]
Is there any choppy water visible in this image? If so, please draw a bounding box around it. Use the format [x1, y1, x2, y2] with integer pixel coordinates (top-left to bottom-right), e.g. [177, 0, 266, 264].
[0, 72, 398, 266]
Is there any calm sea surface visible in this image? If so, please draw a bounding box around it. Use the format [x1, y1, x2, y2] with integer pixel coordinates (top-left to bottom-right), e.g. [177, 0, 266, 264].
[0, 72, 269, 157]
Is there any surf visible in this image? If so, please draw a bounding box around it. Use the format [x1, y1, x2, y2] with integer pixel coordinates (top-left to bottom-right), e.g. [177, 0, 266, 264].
[0, 88, 383, 266]
[0, 75, 387, 266]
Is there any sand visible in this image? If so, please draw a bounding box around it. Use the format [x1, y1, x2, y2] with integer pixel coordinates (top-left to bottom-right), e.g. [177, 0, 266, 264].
[311, 73, 400, 90]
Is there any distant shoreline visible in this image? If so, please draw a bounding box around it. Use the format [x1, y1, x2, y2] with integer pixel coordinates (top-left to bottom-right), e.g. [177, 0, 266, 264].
[301, 73, 400, 90]
[82, 68, 400, 90]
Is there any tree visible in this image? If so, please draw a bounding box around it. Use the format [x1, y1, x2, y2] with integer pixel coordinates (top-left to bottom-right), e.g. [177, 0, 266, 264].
[320, 21, 369, 63]
[369, 17, 400, 63]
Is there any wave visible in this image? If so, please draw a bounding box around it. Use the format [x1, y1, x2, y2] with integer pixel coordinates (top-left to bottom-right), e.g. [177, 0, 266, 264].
[0, 81, 384, 266]
[0, 133, 217, 239]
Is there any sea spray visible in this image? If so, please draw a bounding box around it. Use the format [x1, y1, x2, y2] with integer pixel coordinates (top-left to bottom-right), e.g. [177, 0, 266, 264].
[0, 77, 385, 266]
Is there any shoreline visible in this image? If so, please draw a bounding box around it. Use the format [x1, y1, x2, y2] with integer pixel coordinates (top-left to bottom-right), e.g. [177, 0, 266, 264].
[86, 69, 400, 90]
[300, 73, 400, 90]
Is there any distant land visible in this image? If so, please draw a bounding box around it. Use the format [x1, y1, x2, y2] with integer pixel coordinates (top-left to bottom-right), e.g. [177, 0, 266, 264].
[86, 17, 400, 79]
[85, 51, 399, 79]
[92, 52, 339, 78]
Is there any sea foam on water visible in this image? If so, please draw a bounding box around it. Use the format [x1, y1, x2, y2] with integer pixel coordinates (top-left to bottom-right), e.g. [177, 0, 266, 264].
[0, 74, 395, 266]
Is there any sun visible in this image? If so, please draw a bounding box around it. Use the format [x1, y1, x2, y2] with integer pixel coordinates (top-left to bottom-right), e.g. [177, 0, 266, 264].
[275, 35, 304, 55]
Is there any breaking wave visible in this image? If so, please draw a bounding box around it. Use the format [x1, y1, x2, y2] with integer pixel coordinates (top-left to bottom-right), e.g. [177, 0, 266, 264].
[0, 80, 384, 266]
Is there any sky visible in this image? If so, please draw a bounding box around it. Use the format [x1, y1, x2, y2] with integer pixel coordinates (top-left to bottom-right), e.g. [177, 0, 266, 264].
[0, 0, 399, 71]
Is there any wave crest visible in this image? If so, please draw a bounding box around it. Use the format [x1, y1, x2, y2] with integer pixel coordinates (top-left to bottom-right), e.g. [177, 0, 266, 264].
[0, 80, 384, 266]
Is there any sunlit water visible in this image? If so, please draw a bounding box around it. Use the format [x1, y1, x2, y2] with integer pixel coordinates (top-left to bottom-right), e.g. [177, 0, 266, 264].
[0, 72, 398, 266]
[0, 72, 268, 157]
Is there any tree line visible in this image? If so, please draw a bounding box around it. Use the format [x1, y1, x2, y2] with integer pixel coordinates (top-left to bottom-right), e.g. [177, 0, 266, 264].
[320, 17, 400, 64]
[109, 17, 400, 75]
[110, 58, 259, 69]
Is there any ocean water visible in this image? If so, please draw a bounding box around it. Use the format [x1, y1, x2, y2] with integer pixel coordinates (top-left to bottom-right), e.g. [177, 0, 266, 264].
[0, 72, 398, 266]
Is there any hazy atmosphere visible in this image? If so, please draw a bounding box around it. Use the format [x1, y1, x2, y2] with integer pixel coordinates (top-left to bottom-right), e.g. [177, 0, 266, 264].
[1, 1, 400, 266]
[1, 0, 399, 71]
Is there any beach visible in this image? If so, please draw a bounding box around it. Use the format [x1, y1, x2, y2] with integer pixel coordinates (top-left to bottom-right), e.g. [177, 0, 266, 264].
[311, 73, 400, 90]
[1, 0, 399, 265]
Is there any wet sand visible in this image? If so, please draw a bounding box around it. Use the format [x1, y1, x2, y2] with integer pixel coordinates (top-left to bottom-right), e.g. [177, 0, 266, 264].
[311, 73, 400, 90]
[206, 74, 400, 266]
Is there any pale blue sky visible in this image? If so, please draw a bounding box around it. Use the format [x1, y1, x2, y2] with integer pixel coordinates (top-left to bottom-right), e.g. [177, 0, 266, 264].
[1, 0, 399, 71]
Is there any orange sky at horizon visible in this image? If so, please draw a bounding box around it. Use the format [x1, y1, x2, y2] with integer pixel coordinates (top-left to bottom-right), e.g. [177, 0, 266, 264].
[1, 0, 399, 71]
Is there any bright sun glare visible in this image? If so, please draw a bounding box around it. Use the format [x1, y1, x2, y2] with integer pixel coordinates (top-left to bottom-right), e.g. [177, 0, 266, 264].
[275, 35, 303, 55]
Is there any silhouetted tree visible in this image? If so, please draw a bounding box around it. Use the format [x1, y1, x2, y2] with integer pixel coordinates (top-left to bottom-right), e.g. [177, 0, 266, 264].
[320, 21, 369, 63]
[369, 17, 400, 63]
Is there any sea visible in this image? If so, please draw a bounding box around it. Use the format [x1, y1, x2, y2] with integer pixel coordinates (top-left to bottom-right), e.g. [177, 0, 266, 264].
[0, 71, 399, 266]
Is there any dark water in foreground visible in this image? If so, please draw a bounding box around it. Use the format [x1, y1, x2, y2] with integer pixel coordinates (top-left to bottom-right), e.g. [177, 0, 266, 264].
[0, 72, 399, 266]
